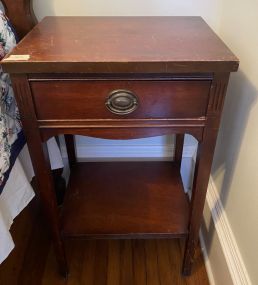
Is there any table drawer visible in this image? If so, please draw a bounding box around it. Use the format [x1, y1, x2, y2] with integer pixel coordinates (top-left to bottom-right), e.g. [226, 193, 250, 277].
[30, 80, 211, 120]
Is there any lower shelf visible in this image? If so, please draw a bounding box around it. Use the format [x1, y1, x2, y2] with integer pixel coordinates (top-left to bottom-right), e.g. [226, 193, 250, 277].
[61, 162, 189, 238]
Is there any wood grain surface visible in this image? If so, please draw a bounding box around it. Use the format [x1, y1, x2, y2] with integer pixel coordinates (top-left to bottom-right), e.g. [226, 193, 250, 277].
[40, 239, 210, 285]
[30, 80, 211, 120]
[61, 162, 189, 238]
[2, 17, 238, 73]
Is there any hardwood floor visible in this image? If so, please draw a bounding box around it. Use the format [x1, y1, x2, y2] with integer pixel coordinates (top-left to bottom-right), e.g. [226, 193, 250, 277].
[0, 202, 210, 285]
[38, 238, 209, 285]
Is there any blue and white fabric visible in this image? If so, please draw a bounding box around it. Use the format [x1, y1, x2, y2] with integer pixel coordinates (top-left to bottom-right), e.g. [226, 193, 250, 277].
[0, 11, 25, 194]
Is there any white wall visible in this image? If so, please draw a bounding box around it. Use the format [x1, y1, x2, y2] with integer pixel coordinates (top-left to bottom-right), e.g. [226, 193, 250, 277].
[210, 1, 258, 284]
[33, 0, 221, 30]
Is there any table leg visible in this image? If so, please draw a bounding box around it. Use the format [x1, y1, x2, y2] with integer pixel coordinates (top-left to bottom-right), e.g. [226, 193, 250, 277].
[182, 73, 229, 275]
[11, 74, 68, 276]
[64, 134, 76, 168]
[182, 123, 218, 275]
[175, 134, 184, 166]
[39, 143, 68, 276]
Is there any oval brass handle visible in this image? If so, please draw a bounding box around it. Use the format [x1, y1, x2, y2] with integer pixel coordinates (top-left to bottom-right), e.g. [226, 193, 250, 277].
[105, 89, 138, 115]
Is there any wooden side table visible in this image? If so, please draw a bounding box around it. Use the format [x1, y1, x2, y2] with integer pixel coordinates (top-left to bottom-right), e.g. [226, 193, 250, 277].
[2, 16, 239, 276]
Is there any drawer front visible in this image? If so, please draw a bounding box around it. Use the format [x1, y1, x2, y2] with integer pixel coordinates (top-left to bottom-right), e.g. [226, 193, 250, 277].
[30, 80, 211, 120]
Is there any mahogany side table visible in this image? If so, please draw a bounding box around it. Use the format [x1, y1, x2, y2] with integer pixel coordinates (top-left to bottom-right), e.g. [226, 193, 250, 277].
[2, 16, 239, 276]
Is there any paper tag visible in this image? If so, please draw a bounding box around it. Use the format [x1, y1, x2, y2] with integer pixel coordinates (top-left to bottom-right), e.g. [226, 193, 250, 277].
[3, 55, 30, 61]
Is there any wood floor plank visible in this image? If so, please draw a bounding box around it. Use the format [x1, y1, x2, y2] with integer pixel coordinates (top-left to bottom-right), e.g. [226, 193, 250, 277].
[0, 199, 38, 285]
[93, 240, 108, 285]
[79, 240, 96, 285]
[167, 239, 187, 285]
[156, 239, 175, 285]
[120, 240, 134, 285]
[107, 240, 120, 285]
[17, 236, 209, 285]
[18, 220, 51, 285]
[66, 240, 85, 285]
[133, 240, 147, 285]
[41, 245, 67, 285]
[144, 240, 161, 285]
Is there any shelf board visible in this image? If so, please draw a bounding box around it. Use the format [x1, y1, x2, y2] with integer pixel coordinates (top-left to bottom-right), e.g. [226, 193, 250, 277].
[61, 162, 189, 238]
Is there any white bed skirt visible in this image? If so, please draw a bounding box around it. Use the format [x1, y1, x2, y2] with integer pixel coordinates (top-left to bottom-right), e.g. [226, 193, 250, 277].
[0, 138, 64, 264]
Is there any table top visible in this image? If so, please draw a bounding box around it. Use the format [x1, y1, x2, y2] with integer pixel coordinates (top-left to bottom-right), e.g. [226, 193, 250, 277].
[2, 16, 239, 74]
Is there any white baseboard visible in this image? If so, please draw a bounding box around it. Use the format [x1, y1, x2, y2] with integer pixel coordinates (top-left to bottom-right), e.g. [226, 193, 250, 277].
[201, 178, 252, 285]
[61, 143, 196, 160]
[60, 141, 197, 190]
[199, 232, 216, 285]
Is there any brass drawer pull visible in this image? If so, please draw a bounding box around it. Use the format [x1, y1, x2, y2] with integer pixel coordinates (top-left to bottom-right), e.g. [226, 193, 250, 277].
[105, 89, 139, 115]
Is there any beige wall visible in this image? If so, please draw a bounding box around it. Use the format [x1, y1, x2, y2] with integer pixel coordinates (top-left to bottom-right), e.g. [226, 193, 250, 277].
[212, 1, 258, 284]
[33, 0, 221, 30]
